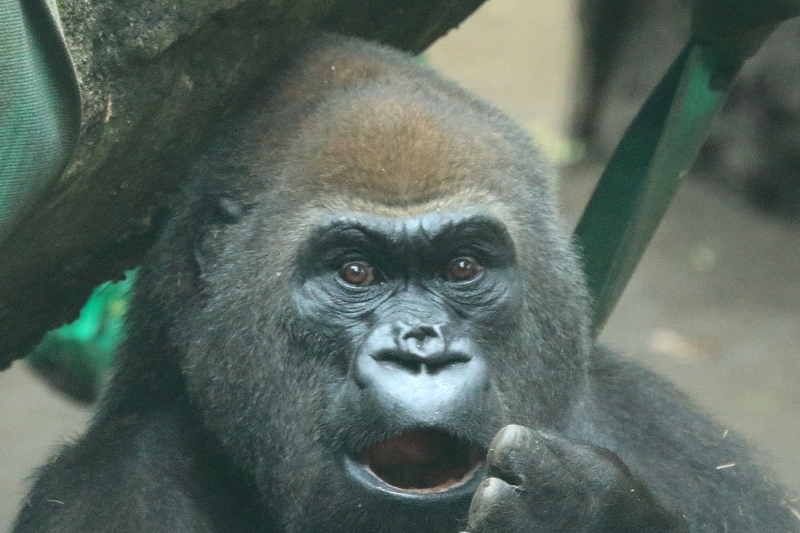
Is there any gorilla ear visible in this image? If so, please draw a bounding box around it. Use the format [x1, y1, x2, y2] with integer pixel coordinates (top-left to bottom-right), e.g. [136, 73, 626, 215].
[192, 194, 249, 275]
[216, 195, 246, 224]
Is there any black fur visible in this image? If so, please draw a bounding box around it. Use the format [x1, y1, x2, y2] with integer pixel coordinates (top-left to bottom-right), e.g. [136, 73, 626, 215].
[14, 34, 799, 533]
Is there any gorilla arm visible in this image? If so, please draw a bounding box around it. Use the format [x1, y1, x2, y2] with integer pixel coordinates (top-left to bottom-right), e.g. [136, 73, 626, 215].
[12, 405, 262, 532]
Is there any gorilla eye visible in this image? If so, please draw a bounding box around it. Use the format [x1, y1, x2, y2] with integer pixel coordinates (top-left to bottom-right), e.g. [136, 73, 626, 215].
[338, 261, 376, 287]
[445, 256, 483, 283]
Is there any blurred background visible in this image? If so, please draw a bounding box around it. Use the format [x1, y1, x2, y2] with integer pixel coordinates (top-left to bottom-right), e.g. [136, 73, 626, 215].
[1, 0, 799, 528]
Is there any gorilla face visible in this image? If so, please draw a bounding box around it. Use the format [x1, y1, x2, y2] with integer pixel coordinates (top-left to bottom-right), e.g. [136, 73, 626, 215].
[293, 211, 520, 495]
[179, 209, 583, 532]
[178, 172, 587, 532]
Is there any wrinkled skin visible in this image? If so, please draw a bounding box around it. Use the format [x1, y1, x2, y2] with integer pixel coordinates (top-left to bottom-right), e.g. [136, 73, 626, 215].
[13, 34, 799, 533]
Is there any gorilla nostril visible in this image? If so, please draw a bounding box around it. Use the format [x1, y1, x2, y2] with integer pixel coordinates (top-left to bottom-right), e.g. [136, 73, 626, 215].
[402, 324, 441, 341]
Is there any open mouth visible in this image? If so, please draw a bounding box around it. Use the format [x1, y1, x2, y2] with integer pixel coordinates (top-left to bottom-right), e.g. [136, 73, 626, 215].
[352, 429, 485, 493]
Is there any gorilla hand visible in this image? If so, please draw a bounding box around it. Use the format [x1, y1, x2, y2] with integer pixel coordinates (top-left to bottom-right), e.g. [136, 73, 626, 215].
[464, 425, 689, 533]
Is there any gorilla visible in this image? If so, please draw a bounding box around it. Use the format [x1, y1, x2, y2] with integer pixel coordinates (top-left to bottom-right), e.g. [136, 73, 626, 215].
[13, 34, 799, 533]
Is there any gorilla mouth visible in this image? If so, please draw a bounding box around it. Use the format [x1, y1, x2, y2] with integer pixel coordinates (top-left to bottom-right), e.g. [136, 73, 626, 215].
[355, 429, 484, 493]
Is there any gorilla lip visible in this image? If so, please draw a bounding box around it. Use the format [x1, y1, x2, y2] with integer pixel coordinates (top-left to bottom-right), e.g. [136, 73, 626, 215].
[354, 429, 484, 493]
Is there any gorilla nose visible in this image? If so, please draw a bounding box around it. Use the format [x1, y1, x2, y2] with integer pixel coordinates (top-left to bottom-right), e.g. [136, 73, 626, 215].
[373, 322, 470, 373]
[351, 322, 488, 425]
[395, 323, 449, 365]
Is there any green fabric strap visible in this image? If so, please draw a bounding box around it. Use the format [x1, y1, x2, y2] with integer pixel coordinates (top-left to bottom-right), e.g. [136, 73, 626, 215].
[573, 43, 732, 336]
[0, 0, 81, 243]
[574, 1, 800, 336]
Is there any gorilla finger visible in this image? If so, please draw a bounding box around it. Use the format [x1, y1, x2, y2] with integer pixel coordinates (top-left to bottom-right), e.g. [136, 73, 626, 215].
[486, 424, 541, 485]
[467, 476, 525, 533]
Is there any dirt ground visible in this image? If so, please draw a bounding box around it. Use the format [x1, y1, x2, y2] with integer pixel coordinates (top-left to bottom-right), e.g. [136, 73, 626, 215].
[1, 0, 798, 529]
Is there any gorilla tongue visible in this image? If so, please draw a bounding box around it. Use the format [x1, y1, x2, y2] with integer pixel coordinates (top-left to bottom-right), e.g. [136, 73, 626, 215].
[360, 429, 483, 492]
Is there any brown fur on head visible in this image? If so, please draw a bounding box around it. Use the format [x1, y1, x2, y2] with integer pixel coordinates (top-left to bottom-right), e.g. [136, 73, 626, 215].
[221, 34, 556, 224]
